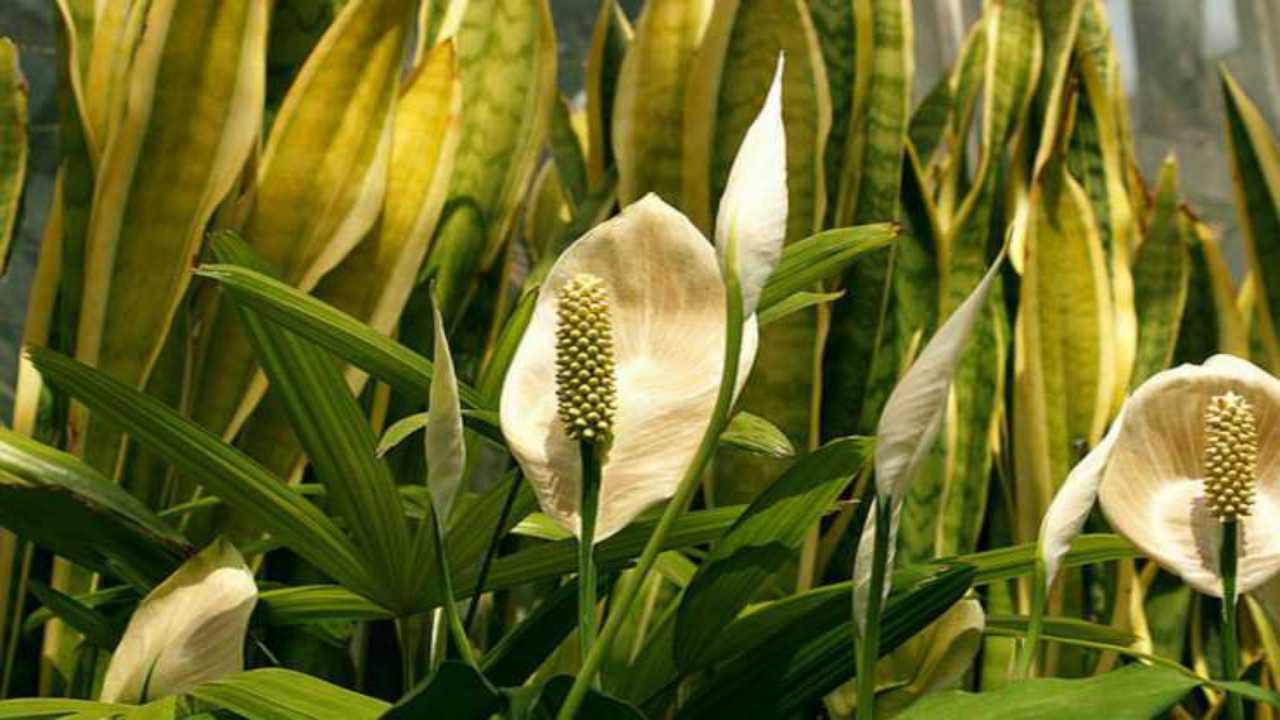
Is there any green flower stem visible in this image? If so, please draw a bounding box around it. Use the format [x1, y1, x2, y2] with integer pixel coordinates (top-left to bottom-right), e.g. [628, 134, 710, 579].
[431, 510, 479, 670]
[1220, 519, 1244, 720]
[395, 613, 425, 688]
[1017, 560, 1048, 679]
[556, 273, 746, 720]
[855, 498, 893, 720]
[577, 440, 602, 676]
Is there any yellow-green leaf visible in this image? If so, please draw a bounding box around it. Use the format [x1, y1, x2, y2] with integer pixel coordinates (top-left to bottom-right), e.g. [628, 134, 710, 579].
[1130, 156, 1190, 387]
[71, 0, 268, 476]
[612, 0, 713, 207]
[425, 0, 556, 318]
[0, 38, 26, 276]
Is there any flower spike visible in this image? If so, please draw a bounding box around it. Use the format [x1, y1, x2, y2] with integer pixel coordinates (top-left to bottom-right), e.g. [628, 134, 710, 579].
[555, 273, 618, 445]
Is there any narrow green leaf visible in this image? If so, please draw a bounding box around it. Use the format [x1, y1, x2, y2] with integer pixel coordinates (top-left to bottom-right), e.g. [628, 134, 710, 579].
[27, 581, 123, 651]
[756, 223, 898, 311]
[1130, 156, 1190, 387]
[758, 290, 843, 327]
[717, 412, 797, 458]
[676, 437, 870, 666]
[26, 347, 377, 602]
[190, 668, 390, 719]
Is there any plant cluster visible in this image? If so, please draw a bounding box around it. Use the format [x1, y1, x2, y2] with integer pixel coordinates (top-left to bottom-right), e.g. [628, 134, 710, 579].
[0, 0, 1279, 718]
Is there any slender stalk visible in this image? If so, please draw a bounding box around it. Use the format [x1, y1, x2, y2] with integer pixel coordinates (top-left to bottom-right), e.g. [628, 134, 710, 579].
[855, 500, 893, 719]
[395, 616, 421, 689]
[464, 468, 522, 633]
[431, 511, 478, 669]
[577, 441, 601, 672]
[1017, 560, 1048, 679]
[1219, 520, 1244, 720]
[556, 278, 746, 720]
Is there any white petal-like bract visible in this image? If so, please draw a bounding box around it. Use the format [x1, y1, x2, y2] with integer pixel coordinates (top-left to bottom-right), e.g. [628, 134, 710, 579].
[1097, 355, 1280, 596]
[714, 53, 788, 318]
[501, 195, 758, 542]
[100, 538, 257, 703]
[874, 251, 1005, 504]
[1038, 408, 1126, 594]
[427, 298, 466, 522]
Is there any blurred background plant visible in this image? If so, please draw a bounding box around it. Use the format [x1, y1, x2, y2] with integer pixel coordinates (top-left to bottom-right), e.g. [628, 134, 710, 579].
[2, 0, 1280, 718]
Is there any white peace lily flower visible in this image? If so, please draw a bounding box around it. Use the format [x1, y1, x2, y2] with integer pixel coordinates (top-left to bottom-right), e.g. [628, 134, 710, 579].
[853, 252, 1005, 635]
[501, 54, 787, 542]
[1039, 354, 1280, 597]
[100, 538, 257, 703]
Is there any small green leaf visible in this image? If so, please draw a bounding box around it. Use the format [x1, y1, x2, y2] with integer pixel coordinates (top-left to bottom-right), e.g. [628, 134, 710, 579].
[384, 663, 502, 720]
[376, 412, 429, 457]
[717, 412, 797, 458]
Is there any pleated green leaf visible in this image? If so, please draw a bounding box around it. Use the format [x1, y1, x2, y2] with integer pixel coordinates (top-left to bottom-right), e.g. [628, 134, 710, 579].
[26, 581, 123, 651]
[0, 699, 129, 719]
[72, 0, 268, 476]
[676, 437, 871, 667]
[756, 223, 898, 311]
[26, 347, 378, 603]
[211, 232, 417, 612]
[0, 38, 26, 276]
[675, 564, 974, 718]
[426, 0, 556, 317]
[0, 427, 187, 584]
[717, 412, 797, 459]
[1130, 157, 1190, 387]
[897, 664, 1197, 719]
[190, 669, 390, 719]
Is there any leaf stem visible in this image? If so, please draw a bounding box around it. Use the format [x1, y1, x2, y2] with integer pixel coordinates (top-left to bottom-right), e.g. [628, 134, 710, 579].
[556, 275, 746, 720]
[855, 499, 893, 719]
[1220, 519, 1244, 720]
[464, 468, 522, 633]
[577, 441, 601, 678]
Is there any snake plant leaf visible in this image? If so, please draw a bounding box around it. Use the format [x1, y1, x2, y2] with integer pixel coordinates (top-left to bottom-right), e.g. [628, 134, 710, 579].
[0, 38, 25, 277]
[613, 0, 713, 207]
[1130, 156, 1191, 387]
[426, 299, 466, 523]
[192, 0, 412, 444]
[897, 664, 1198, 720]
[100, 539, 257, 703]
[71, 0, 267, 477]
[1176, 220, 1247, 364]
[586, 0, 631, 188]
[501, 197, 759, 541]
[821, 0, 914, 440]
[1031, 0, 1086, 178]
[1074, 0, 1139, 405]
[1013, 165, 1115, 542]
[426, 0, 556, 318]
[190, 668, 390, 719]
[1222, 67, 1280, 368]
[83, 0, 146, 158]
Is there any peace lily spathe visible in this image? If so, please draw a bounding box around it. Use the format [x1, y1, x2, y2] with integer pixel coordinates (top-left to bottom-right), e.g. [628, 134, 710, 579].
[1039, 354, 1280, 597]
[100, 538, 257, 703]
[501, 55, 787, 542]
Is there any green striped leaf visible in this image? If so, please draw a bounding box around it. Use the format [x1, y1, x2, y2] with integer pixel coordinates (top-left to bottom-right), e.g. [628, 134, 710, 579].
[1130, 156, 1190, 387]
[191, 669, 389, 719]
[26, 347, 378, 603]
[585, 0, 630, 187]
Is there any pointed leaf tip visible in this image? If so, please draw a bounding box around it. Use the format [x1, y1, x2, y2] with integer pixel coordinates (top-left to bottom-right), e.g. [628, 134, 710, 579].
[716, 52, 788, 317]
